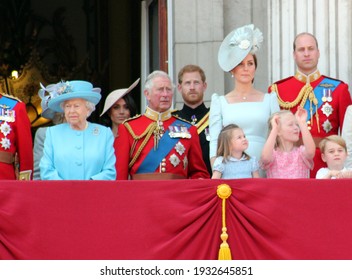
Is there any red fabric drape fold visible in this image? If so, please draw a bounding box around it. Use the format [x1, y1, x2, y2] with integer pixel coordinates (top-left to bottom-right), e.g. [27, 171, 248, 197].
[0, 179, 351, 260]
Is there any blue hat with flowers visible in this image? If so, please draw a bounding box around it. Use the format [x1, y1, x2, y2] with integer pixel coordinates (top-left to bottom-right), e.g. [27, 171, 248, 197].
[42, 80, 101, 113]
[218, 24, 263, 72]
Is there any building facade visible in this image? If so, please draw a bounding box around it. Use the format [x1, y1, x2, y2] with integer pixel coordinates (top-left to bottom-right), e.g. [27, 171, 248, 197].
[141, 0, 352, 110]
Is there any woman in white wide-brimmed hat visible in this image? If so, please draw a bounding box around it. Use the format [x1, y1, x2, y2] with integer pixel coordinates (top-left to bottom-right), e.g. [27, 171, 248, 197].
[100, 79, 139, 137]
[209, 24, 280, 177]
[39, 80, 116, 180]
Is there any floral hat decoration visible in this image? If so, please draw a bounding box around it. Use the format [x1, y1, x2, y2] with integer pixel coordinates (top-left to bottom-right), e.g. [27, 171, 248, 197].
[218, 24, 263, 72]
[38, 83, 57, 119]
[40, 80, 101, 113]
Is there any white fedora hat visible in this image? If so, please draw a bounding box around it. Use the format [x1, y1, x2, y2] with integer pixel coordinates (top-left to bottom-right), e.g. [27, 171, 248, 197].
[218, 24, 263, 72]
[100, 78, 140, 117]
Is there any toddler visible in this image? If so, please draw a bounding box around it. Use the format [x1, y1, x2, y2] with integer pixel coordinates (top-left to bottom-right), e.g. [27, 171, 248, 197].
[212, 124, 259, 179]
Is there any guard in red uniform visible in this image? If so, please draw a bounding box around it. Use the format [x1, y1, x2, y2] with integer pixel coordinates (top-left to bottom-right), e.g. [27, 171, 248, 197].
[0, 93, 33, 180]
[269, 33, 351, 178]
[115, 71, 209, 180]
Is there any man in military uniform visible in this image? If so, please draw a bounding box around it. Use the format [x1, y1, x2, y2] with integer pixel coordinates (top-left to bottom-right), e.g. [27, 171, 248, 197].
[115, 70, 209, 180]
[269, 32, 351, 177]
[172, 64, 211, 175]
[0, 93, 33, 180]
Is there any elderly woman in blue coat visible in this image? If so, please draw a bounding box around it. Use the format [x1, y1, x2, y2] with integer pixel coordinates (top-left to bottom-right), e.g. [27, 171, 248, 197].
[39, 80, 116, 180]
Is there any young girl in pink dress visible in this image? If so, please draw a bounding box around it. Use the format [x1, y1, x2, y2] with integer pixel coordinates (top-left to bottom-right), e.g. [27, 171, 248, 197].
[260, 106, 316, 178]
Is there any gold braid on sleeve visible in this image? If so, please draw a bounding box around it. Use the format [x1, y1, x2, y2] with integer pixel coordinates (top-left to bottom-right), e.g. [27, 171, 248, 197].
[124, 122, 157, 168]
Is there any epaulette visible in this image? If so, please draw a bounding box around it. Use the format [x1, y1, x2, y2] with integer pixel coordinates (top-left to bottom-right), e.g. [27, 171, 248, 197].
[269, 76, 294, 93]
[122, 113, 142, 124]
[171, 108, 180, 117]
[173, 115, 192, 125]
[272, 76, 294, 85]
[322, 75, 346, 84]
[0, 92, 22, 102]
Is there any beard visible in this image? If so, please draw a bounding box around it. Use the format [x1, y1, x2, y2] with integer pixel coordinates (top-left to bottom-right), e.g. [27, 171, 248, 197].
[185, 91, 203, 105]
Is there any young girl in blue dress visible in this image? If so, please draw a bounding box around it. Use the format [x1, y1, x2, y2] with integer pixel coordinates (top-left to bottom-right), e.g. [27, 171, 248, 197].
[211, 124, 260, 179]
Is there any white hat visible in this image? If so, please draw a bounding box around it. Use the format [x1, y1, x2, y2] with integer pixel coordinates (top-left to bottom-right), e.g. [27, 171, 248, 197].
[100, 78, 140, 117]
[45, 80, 101, 113]
[218, 24, 263, 72]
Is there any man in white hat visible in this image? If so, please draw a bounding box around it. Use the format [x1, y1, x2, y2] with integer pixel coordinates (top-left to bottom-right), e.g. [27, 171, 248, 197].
[115, 70, 209, 180]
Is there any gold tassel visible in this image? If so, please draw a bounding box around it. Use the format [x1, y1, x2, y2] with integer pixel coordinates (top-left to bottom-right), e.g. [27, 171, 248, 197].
[313, 98, 320, 133]
[316, 109, 320, 133]
[217, 184, 232, 260]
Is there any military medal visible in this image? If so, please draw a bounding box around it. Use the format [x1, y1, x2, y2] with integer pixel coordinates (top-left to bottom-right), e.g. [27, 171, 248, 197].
[168, 125, 191, 139]
[327, 89, 332, 102]
[205, 127, 210, 141]
[175, 141, 185, 156]
[322, 89, 327, 102]
[322, 119, 332, 133]
[0, 137, 10, 150]
[0, 105, 15, 151]
[0, 106, 15, 122]
[168, 125, 180, 138]
[169, 154, 180, 167]
[322, 103, 333, 117]
[180, 126, 191, 138]
[320, 83, 335, 102]
[0, 121, 12, 150]
[191, 115, 197, 125]
[0, 122, 11, 136]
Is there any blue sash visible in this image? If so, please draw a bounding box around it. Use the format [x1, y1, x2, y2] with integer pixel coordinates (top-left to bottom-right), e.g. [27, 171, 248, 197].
[303, 77, 340, 121]
[136, 119, 191, 174]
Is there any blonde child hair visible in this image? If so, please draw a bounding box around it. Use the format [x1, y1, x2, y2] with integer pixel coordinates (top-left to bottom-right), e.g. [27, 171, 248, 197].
[319, 135, 347, 153]
[267, 110, 293, 148]
[316, 135, 352, 179]
[260, 106, 316, 178]
[216, 124, 250, 162]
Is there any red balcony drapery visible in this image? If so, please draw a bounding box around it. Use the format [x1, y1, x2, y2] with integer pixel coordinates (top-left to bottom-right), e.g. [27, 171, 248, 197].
[0, 179, 351, 260]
